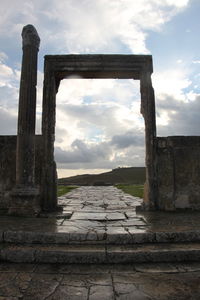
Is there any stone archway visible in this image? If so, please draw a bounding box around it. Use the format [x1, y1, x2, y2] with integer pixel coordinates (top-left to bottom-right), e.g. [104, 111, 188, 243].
[41, 54, 157, 211]
[3, 25, 200, 216]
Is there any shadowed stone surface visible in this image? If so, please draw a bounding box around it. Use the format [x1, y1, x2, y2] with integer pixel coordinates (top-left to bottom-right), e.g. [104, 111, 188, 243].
[0, 262, 200, 299]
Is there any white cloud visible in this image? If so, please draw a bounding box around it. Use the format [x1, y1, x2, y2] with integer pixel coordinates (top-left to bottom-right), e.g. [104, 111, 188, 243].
[152, 65, 200, 135]
[43, 0, 189, 54]
[153, 68, 191, 101]
[0, 52, 8, 62]
[0, 59, 15, 87]
[0, 107, 17, 135]
[54, 77, 146, 173]
[55, 79, 143, 151]
[0, 0, 190, 55]
[0, 0, 197, 176]
[192, 60, 200, 64]
[163, 0, 189, 7]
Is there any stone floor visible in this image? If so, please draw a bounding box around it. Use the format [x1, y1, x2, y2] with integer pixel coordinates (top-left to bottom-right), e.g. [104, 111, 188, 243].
[1, 186, 200, 298]
[1, 186, 200, 238]
[0, 262, 200, 299]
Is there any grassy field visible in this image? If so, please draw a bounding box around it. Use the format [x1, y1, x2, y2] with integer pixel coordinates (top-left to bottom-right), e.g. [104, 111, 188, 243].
[57, 185, 78, 197]
[57, 184, 144, 199]
[58, 167, 145, 186]
[115, 184, 144, 198]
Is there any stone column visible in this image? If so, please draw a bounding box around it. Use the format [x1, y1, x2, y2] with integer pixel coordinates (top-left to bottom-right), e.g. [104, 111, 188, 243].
[140, 67, 158, 210]
[41, 61, 58, 211]
[9, 25, 40, 216]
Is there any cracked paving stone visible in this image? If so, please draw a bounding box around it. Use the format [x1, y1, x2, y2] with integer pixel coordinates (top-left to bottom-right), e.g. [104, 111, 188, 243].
[122, 219, 147, 226]
[22, 273, 63, 299]
[113, 273, 200, 300]
[86, 273, 113, 286]
[89, 285, 114, 300]
[46, 285, 88, 300]
[114, 283, 151, 300]
[1, 263, 200, 299]
[71, 212, 126, 221]
[15, 272, 33, 291]
[0, 273, 24, 298]
[62, 220, 105, 229]
[106, 227, 128, 234]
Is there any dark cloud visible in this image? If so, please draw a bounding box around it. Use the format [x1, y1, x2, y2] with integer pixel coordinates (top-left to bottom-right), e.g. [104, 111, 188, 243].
[55, 134, 145, 170]
[156, 95, 200, 136]
[111, 132, 144, 149]
[55, 139, 110, 164]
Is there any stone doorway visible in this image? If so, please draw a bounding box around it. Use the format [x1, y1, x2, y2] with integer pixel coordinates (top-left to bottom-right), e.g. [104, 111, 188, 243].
[41, 54, 157, 211]
[55, 78, 145, 179]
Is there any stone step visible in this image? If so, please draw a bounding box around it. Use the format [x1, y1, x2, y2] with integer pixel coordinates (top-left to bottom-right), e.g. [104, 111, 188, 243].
[1, 229, 200, 245]
[1, 242, 200, 264]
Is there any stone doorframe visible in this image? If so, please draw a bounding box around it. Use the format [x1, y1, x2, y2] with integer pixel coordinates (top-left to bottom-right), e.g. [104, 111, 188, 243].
[41, 54, 157, 211]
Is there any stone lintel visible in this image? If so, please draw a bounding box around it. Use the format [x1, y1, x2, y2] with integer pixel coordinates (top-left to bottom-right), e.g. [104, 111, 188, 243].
[44, 54, 153, 63]
[44, 54, 153, 80]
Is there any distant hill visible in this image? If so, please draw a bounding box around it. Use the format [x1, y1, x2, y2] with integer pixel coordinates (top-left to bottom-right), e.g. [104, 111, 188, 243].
[58, 167, 146, 186]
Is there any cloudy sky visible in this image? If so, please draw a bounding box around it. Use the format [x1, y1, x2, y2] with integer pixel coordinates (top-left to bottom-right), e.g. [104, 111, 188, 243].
[0, 0, 200, 178]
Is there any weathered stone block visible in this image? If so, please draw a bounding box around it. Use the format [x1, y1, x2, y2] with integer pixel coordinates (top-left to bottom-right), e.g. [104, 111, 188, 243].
[0, 135, 45, 210]
[1, 245, 35, 263]
[4, 231, 71, 244]
[35, 245, 106, 263]
[156, 136, 200, 211]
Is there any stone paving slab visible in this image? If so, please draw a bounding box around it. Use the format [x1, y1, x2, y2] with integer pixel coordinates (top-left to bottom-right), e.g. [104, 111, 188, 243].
[71, 212, 126, 221]
[1, 186, 200, 246]
[0, 262, 200, 299]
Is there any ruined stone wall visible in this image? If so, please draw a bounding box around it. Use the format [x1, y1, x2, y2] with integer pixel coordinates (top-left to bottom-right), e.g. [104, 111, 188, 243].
[0, 136, 16, 210]
[156, 136, 200, 210]
[1, 134, 200, 212]
[0, 135, 44, 211]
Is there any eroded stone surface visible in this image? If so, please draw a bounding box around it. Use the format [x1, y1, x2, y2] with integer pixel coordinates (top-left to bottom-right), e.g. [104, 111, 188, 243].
[0, 263, 200, 299]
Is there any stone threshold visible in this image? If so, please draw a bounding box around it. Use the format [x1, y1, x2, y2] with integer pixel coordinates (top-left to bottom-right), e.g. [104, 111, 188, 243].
[1, 229, 200, 245]
[1, 242, 200, 264]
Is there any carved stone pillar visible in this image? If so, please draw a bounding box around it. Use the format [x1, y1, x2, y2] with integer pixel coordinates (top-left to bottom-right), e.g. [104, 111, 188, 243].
[9, 25, 40, 216]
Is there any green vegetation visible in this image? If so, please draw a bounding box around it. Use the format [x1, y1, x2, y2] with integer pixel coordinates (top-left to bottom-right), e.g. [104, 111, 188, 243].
[57, 185, 78, 197]
[57, 183, 144, 199]
[58, 167, 145, 186]
[116, 184, 144, 198]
